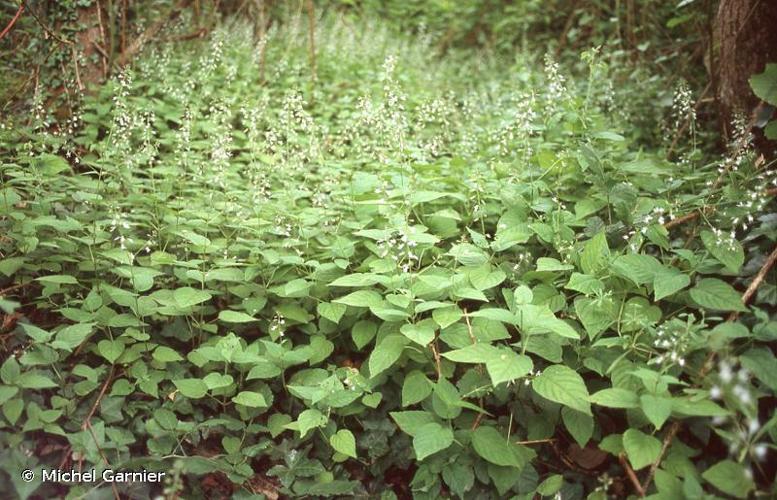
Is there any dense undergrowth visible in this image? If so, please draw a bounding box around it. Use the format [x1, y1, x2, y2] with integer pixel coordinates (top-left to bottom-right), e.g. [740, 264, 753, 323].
[1, 12, 777, 500]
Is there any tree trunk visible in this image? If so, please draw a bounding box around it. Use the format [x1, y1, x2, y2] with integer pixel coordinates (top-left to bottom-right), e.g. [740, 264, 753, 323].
[715, 0, 777, 144]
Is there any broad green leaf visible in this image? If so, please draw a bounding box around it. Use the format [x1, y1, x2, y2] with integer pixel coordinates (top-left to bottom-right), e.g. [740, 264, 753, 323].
[471, 426, 533, 469]
[749, 63, 777, 106]
[317, 302, 347, 324]
[565, 273, 604, 295]
[671, 398, 729, 417]
[333, 290, 383, 308]
[298, 409, 327, 438]
[689, 278, 747, 312]
[532, 365, 591, 415]
[400, 319, 436, 345]
[390, 411, 435, 436]
[701, 231, 744, 273]
[17, 371, 58, 389]
[448, 243, 488, 266]
[536, 257, 574, 272]
[246, 360, 282, 380]
[590, 388, 640, 408]
[153, 346, 184, 363]
[97, 339, 125, 364]
[653, 267, 690, 300]
[232, 391, 267, 408]
[623, 429, 661, 470]
[368, 334, 408, 377]
[432, 305, 462, 329]
[173, 379, 208, 399]
[485, 350, 533, 386]
[702, 459, 755, 499]
[329, 273, 383, 287]
[203, 373, 233, 390]
[402, 370, 433, 407]
[441, 343, 500, 363]
[52, 323, 95, 351]
[351, 320, 377, 350]
[218, 310, 258, 323]
[330, 429, 357, 458]
[580, 232, 610, 274]
[640, 394, 672, 430]
[517, 304, 579, 339]
[173, 287, 212, 308]
[574, 297, 614, 338]
[611, 254, 660, 285]
[36, 274, 79, 285]
[413, 422, 454, 460]
[562, 407, 593, 447]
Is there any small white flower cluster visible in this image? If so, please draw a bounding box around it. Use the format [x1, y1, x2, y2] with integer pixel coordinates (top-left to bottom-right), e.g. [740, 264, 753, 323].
[199, 32, 225, 77]
[274, 216, 293, 237]
[710, 360, 767, 463]
[671, 81, 695, 132]
[714, 360, 755, 406]
[711, 227, 739, 251]
[523, 368, 542, 386]
[544, 54, 567, 103]
[376, 228, 419, 273]
[343, 367, 360, 391]
[269, 313, 286, 340]
[648, 322, 689, 367]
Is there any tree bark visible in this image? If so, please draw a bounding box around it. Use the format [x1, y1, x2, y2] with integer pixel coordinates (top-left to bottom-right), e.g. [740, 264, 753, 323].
[715, 0, 777, 144]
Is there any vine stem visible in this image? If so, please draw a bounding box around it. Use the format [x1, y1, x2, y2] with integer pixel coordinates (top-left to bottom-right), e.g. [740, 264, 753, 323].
[664, 187, 777, 230]
[82, 365, 115, 429]
[620, 453, 646, 497]
[641, 243, 777, 494]
[0, 2, 24, 41]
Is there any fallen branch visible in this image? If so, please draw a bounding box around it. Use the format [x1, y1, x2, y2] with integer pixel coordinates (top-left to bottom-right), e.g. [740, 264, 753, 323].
[0, 2, 24, 41]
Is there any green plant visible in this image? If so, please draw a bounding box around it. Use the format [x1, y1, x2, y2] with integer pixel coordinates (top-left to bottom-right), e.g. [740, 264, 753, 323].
[1, 11, 776, 500]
